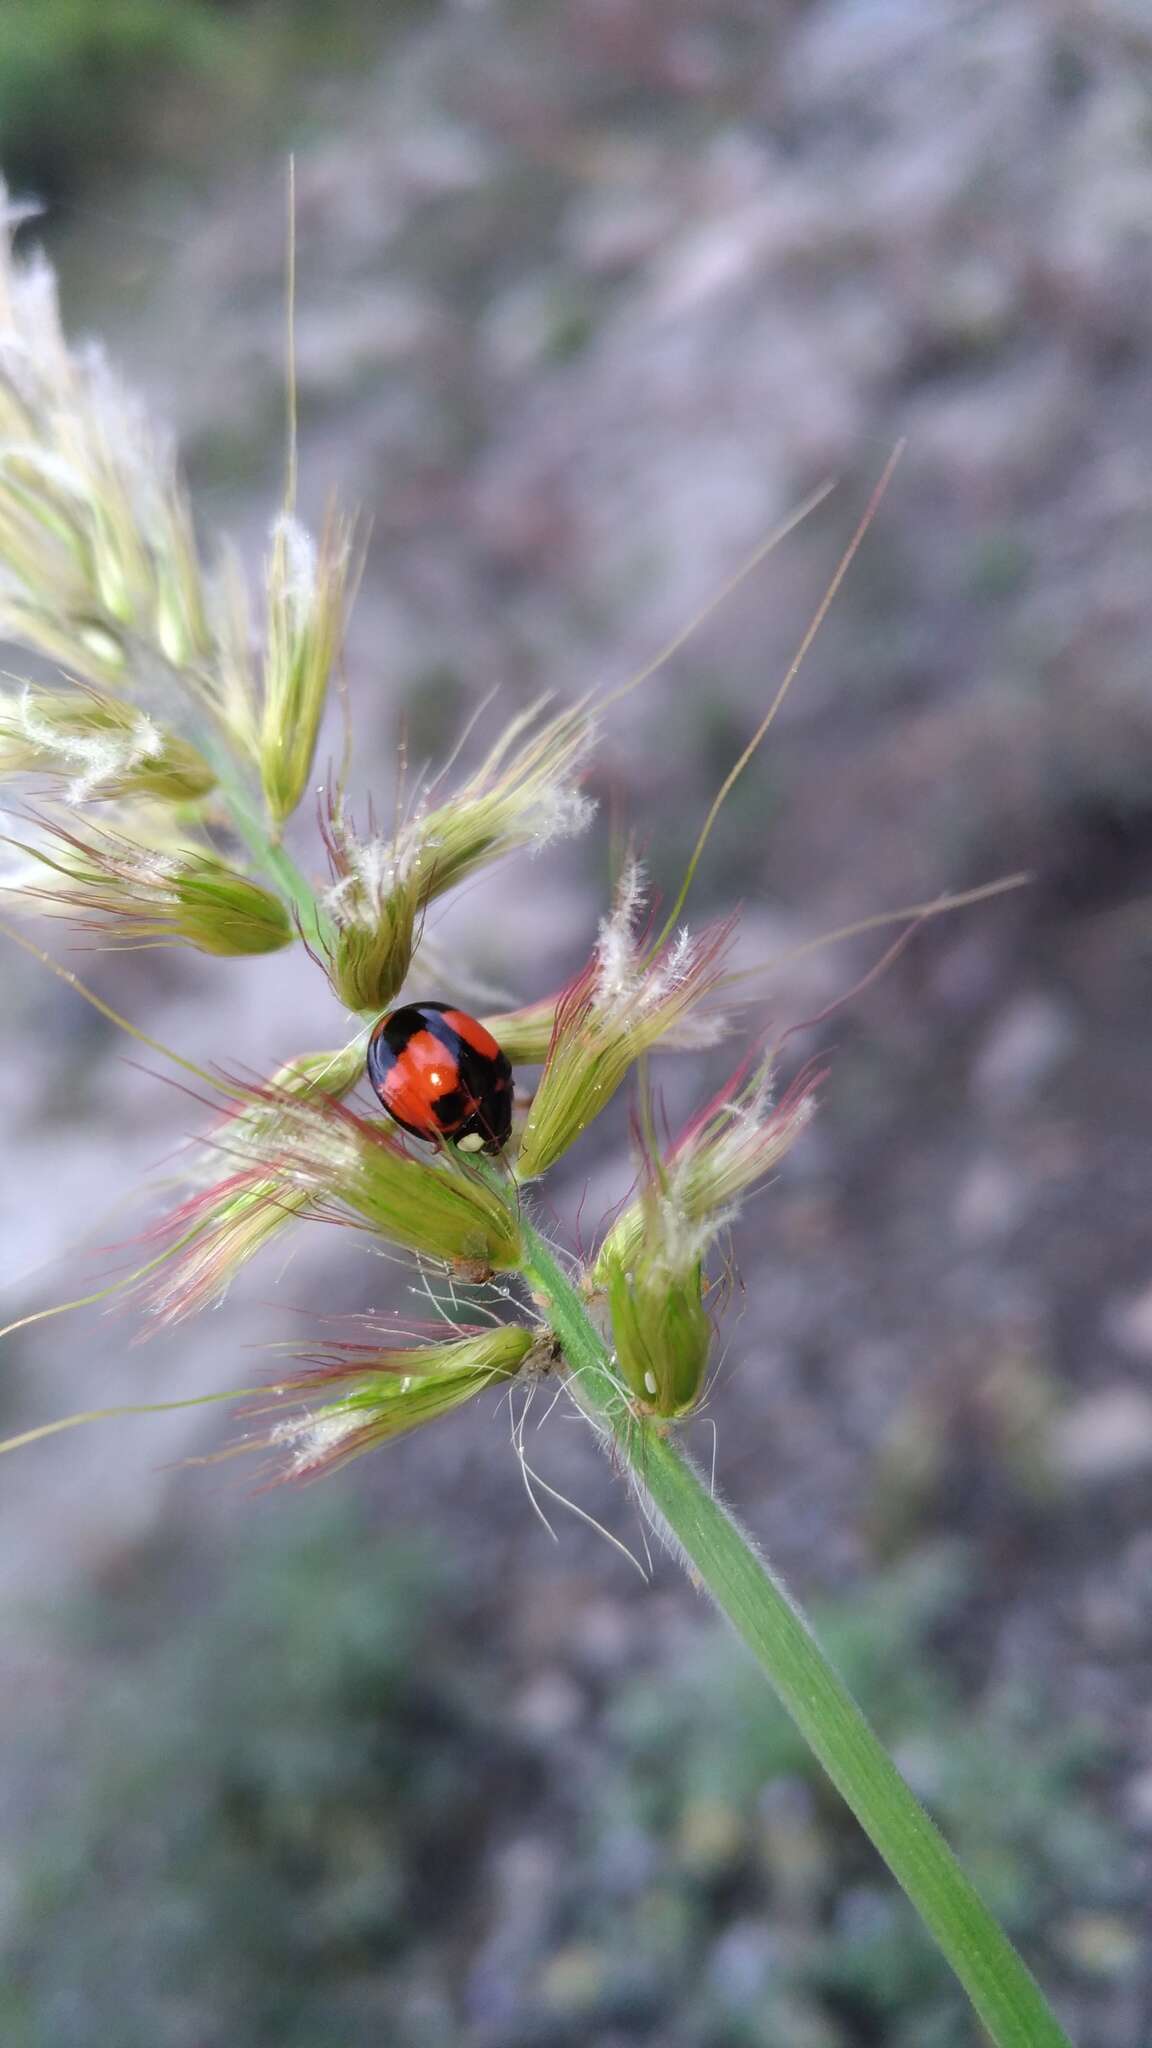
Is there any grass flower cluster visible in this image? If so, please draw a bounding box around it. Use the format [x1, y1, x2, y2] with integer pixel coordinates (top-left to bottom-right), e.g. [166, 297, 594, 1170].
[516, 858, 736, 1179]
[0, 190, 1071, 2048]
[4, 809, 294, 953]
[0, 681, 215, 801]
[264, 1324, 546, 1479]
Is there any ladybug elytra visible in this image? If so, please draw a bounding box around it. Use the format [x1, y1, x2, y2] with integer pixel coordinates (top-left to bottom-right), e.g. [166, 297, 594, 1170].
[367, 1001, 513, 1155]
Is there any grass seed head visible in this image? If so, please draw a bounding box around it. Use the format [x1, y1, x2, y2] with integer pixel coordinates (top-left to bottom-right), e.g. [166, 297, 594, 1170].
[405, 697, 596, 902]
[141, 1169, 310, 1324]
[319, 801, 422, 1012]
[259, 510, 350, 828]
[139, 1044, 371, 1323]
[317, 699, 595, 1012]
[255, 1323, 540, 1479]
[596, 1059, 818, 1281]
[516, 860, 735, 1179]
[242, 1088, 523, 1273]
[2, 811, 294, 955]
[0, 198, 213, 696]
[604, 1227, 712, 1419]
[0, 683, 216, 803]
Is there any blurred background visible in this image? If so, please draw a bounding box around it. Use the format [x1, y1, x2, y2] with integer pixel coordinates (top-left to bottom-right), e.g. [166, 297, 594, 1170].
[2, 3, 1152, 2043]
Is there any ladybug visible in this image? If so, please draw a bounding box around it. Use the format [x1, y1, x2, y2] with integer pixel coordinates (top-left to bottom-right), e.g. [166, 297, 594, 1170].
[367, 1001, 513, 1155]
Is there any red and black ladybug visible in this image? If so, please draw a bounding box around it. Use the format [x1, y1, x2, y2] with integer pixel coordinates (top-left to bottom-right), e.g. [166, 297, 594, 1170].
[367, 1001, 513, 1155]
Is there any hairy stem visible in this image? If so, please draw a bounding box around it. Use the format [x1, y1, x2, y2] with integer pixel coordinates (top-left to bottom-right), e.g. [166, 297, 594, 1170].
[517, 1213, 1073, 2048]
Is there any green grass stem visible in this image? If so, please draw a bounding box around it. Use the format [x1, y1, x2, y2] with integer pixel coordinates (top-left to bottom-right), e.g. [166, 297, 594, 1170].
[208, 738, 1074, 2048]
[518, 1213, 1074, 2048]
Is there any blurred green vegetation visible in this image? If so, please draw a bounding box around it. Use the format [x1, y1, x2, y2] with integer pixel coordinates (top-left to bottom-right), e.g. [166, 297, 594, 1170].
[3, 1507, 1131, 2047]
[0, 0, 427, 199]
[597, 1555, 1119, 2048]
[0, 0, 224, 195]
[5, 1500, 518, 2047]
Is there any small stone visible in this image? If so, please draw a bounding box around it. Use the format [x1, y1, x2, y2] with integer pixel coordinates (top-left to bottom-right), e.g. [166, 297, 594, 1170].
[565, 186, 678, 276]
[571, 1599, 633, 1672]
[1106, 1279, 1152, 1362]
[1124, 1767, 1152, 1831]
[676, 1796, 746, 1875]
[972, 994, 1075, 1108]
[835, 1884, 900, 1944]
[929, 256, 1018, 350]
[1054, 1388, 1152, 1485]
[758, 1777, 829, 1907]
[538, 1942, 607, 2015]
[1057, 1912, 1142, 1978]
[597, 1822, 657, 1895]
[482, 274, 593, 378]
[514, 1669, 584, 1738]
[1079, 1583, 1139, 1655]
[952, 1155, 1027, 1242]
[294, 285, 439, 397]
[708, 1919, 779, 2005]
[644, 200, 777, 319]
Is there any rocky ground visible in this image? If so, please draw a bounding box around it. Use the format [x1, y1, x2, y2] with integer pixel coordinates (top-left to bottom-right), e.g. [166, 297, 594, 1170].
[2, 3, 1152, 2043]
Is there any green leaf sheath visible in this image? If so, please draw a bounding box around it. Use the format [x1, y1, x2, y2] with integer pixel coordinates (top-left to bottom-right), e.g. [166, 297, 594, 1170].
[518, 1215, 1074, 2048]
